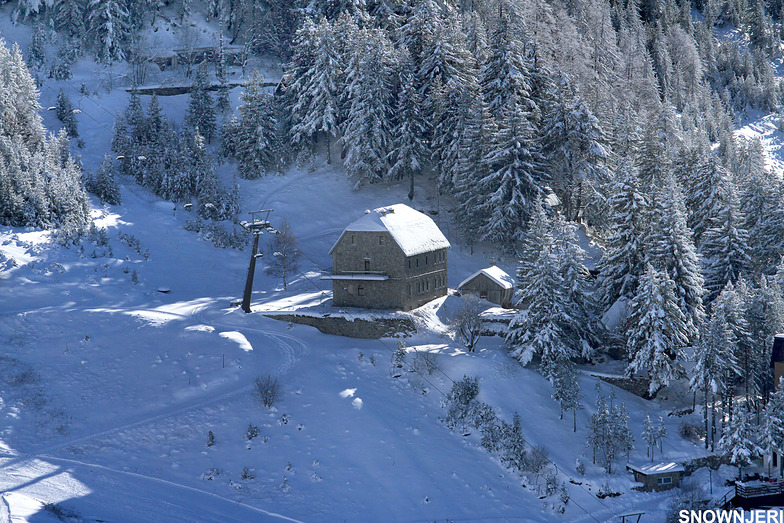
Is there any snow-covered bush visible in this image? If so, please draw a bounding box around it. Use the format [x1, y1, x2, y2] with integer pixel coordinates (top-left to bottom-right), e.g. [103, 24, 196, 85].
[254, 375, 282, 408]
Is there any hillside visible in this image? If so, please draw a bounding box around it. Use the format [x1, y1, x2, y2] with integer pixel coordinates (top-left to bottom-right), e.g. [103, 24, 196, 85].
[5, 0, 784, 521]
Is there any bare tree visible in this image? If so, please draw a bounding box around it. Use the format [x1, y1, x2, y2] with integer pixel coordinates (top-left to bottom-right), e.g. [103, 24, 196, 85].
[265, 220, 301, 290]
[452, 295, 484, 352]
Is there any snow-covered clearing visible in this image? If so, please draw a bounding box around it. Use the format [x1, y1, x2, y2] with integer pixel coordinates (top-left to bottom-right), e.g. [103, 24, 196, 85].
[0, 8, 749, 522]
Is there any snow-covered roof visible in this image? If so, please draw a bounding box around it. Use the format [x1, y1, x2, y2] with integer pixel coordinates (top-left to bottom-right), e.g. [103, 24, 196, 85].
[329, 204, 450, 257]
[459, 266, 515, 290]
[627, 462, 685, 475]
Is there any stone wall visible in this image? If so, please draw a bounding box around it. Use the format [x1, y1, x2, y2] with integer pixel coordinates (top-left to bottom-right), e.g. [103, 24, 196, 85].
[264, 313, 416, 339]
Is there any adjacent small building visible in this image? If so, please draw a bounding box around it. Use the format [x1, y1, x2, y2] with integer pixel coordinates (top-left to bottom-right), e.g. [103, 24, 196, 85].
[322, 204, 450, 311]
[458, 265, 515, 308]
[626, 461, 684, 491]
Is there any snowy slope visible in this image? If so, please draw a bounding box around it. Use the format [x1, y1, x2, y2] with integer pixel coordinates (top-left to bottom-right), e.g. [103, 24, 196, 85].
[0, 8, 742, 523]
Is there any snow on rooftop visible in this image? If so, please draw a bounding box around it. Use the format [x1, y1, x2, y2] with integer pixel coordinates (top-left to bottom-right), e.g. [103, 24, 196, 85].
[627, 461, 685, 475]
[329, 204, 450, 257]
[459, 265, 515, 290]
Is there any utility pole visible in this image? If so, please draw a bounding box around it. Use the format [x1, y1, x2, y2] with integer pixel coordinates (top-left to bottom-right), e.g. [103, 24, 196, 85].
[240, 209, 277, 313]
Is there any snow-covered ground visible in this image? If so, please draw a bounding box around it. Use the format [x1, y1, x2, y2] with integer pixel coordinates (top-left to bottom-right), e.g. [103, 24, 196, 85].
[0, 7, 749, 523]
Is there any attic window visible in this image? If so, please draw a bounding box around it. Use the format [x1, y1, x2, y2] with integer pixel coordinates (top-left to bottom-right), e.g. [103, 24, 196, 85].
[379, 235, 385, 245]
[351, 235, 356, 245]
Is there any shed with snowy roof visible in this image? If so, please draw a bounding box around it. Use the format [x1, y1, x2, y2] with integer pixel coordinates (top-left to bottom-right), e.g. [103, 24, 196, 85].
[322, 204, 450, 311]
[458, 265, 515, 308]
[626, 461, 684, 491]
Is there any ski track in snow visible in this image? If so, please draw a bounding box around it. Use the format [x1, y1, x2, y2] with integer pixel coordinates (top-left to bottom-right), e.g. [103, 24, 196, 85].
[34, 455, 304, 523]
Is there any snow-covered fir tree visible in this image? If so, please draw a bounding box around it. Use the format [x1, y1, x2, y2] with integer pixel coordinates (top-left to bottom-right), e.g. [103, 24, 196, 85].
[598, 156, 649, 309]
[289, 17, 342, 163]
[625, 263, 689, 396]
[549, 356, 582, 432]
[341, 28, 397, 183]
[541, 81, 610, 224]
[474, 103, 545, 249]
[763, 378, 784, 476]
[185, 63, 217, 143]
[87, 0, 129, 63]
[699, 183, 752, 303]
[88, 155, 122, 205]
[690, 311, 738, 450]
[222, 71, 278, 178]
[56, 89, 79, 139]
[718, 404, 762, 480]
[388, 57, 427, 199]
[644, 176, 704, 343]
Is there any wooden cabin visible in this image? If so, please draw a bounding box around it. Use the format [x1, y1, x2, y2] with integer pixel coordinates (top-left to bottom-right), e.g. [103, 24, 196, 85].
[627, 462, 684, 491]
[458, 265, 515, 308]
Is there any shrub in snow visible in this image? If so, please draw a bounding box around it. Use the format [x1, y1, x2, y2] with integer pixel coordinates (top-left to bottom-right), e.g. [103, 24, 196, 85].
[255, 375, 282, 408]
[246, 423, 260, 440]
[207, 430, 215, 447]
[241, 467, 254, 480]
[451, 295, 483, 352]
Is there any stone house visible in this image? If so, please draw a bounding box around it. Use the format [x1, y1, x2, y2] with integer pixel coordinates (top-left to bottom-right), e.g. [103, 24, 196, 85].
[458, 265, 515, 308]
[323, 204, 450, 311]
[626, 461, 684, 491]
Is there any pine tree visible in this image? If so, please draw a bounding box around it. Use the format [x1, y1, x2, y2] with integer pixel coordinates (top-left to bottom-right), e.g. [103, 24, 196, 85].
[763, 378, 784, 476]
[215, 32, 231, 114]
[690, 312, 738, 450]
[388, 58, 427, 199]
[228, 71, 278, 178]
[474, 103, 545, 249]
[718, 404, 762, 480]
[700, 184, 752, 303]
[54, 0, 86, 37]
[185, 63, 217, 143]
[541, 82, 610, 223]
[290, 17, 342, 164]
[598, 157, 649, 309]
[642, 415, 658, 460]
[87, 0, 130, 63]
[625, 264, 689, 396]
[480, 13, 534, 122]
[644, 176, 704, 343]
[89, 155, 121, 205]
[341, 28, 397, 183]
[550, 357, 582, 432]
[56, 90, 79, 139]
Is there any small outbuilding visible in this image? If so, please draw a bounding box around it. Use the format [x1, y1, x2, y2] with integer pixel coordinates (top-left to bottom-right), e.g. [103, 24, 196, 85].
[626, 461, 684, 491]
[458, 265, 515, 308]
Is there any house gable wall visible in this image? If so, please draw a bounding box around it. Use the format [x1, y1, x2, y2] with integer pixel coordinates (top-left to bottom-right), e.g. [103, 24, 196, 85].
[331, 231, 448, 310]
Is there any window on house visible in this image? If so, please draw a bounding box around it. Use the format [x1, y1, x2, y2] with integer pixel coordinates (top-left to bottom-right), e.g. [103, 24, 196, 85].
[657, 477, 672, 485]
[379, 235, 385, 245]
[425, 255, 428, 265]
[426, 280, 429, 291]
[775, 452, 779, 468]
[358, 285, 365, 296]
[480, 291, 488, 299]
[408, 259, 411, 269]
[351, 235, 356, 245]
[416, 258, 419, 268]
[364, 260, 370, 271]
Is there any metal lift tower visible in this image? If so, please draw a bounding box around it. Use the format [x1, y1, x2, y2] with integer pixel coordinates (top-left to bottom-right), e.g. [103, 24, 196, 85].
[239, 209, 277, 313]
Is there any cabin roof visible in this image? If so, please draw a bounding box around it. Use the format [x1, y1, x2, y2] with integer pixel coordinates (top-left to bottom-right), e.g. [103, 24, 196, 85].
[626, 461, 684, 475]
[329, 204, 450, 257]
[459, 266, 515, 290]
